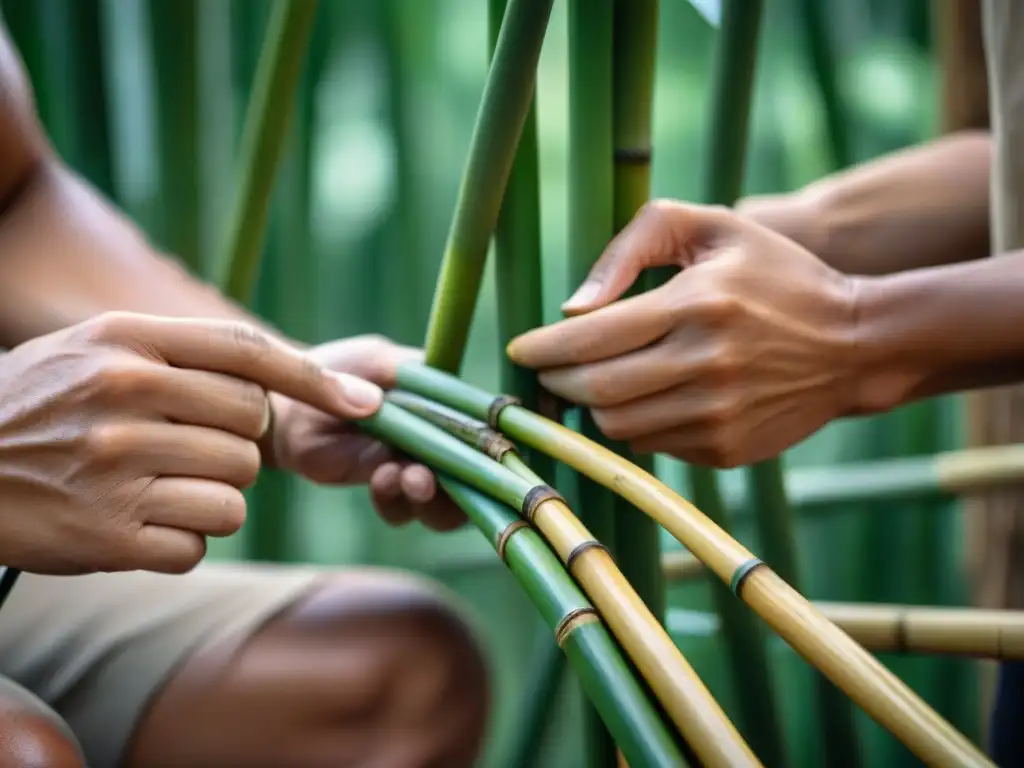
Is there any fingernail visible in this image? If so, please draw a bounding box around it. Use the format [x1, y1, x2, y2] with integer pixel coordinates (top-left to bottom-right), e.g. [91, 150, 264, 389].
[335, 373, 383, 410]
[259, 398, 273, 436]
[561, 280, 601, 311]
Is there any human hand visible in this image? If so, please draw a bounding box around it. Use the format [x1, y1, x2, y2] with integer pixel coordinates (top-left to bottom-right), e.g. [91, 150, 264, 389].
[507, 200, 861, 467]
[265, 335, 466, 532]
[0, 311, 377, 575]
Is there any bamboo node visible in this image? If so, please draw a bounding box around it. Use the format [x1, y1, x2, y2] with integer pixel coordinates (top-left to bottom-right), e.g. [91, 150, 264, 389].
[613, 146, 653, 165]
[522, 484, 565, 522]
[487, 394, 522, 429]
[496, 519, 530, 562]
[566, 540, 611, 571]
[554, 607, 600, 647]
[729, 557, 765, 597]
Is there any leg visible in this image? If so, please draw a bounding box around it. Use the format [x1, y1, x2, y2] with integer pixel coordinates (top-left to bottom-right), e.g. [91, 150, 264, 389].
[0, 563, 489, 768]
[125, 570, 489, 768]
[0, 677, 84, 768]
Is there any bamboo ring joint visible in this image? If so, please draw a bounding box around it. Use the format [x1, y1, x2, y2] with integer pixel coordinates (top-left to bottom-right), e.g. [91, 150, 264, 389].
[487, 394, 521, 430]
[522, 485, 565, 522]
[566, 540, 610, 571]
[729, 558, 765, 597]
[554, 607, 600, 647]
[496, 520, 529, 563]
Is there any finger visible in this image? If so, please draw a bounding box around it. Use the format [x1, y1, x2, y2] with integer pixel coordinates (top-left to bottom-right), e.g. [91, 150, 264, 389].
[129, 366, 270, 440]
[537, 338, 685, 408]
[507, 289, 674, 369]
[136, 477, 247, 537]
[85, 313, 383, 420]
[308, 335, 425, 388]
[416, 498, 468, 532]
[288, 431, 395, 485]
[131, 524, 207, 574]
[88, 422, 262, 489]
[399, 464, 436, 505]
[370, 463, 414, 527]
[561, 200, 733, 313]
[591, 387, 726, 442]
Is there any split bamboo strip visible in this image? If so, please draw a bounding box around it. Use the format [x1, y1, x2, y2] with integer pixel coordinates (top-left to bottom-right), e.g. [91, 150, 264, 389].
[382, 391, 760, 767]
[439, 477, 685, 767]
[669, 604, 1024, 661]
[393, 363, 995, 768]
[215, 0, 318, 304]
[423, 0, 555, 373]
[567, 3, 625, 760]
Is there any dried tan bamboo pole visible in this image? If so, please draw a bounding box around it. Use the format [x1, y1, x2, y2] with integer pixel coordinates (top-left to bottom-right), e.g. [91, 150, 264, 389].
[397, 366, 997, 767]
[817, 603, 1024, 661]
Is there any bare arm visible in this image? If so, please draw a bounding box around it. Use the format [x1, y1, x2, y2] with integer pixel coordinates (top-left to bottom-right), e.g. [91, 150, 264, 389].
[0, 21, 270, 349]
[739, 131, 992, 276]
[852, 250, 1024, 413]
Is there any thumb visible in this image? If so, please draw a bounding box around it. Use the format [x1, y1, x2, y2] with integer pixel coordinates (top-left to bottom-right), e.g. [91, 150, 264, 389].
[561, 200, 732, 315]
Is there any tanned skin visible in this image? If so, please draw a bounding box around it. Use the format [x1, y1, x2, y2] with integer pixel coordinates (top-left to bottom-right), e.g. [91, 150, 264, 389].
[0, 19, 486, 768]
[509, 131, 1024, 468]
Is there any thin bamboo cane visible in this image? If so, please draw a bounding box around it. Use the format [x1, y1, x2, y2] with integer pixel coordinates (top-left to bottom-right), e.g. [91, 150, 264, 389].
[215, 0, 318, 304]
[649, 3, 788, 760]
[393, 363, 995, 768]
[382, 390, 760, 767]
[796, 0, 851, 169]
[670, 603, 1024, 661]
[609, 0, 666, 633]
[422, 0, 554, 373]
[567, 3, 624, 760]
[439, 477, 685, 767]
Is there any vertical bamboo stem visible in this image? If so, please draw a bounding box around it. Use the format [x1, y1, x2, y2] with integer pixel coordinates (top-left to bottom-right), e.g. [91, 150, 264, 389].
[216, 0, 318, 305]
[685, 3, 788, 763]
[609, 0, 665, 633]
[505, 627, 567, 768]
[796, 0, 851, 169]
[568, 1, 622, 762]
[422, 0, 555, 372]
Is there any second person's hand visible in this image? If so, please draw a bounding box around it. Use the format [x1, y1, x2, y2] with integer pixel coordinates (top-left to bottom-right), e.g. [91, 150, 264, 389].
[507, 200, 867, 467]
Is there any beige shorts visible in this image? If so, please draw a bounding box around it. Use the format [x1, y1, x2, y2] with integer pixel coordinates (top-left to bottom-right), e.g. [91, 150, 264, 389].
[0, 562, 327, 768]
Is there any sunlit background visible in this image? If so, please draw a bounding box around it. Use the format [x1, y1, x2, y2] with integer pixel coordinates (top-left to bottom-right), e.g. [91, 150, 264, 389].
[0, 1, 968, 765]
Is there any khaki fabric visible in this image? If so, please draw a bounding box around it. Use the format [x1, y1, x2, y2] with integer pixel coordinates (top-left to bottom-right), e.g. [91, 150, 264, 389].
[967, 2, 1024, 611]
[0, 563, 325, 768]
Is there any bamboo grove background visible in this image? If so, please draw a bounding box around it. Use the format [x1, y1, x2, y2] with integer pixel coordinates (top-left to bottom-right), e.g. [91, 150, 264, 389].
[2, 0, 977, 765]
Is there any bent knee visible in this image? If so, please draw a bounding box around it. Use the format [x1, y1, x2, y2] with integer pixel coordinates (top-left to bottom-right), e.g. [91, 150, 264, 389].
[282, 572, 490, 757]
[0, 685, 85, 768]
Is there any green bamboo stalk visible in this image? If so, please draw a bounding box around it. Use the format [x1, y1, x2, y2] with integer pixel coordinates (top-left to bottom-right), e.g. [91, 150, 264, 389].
[567, 2, 620, 762]
[674, 3, 789, 762]
[609, 0, 665, 635]
[440, 478, 685, 767]
[422, 0, 554, 372]
[148, 0, 201, 271]
[505, 629, 568, 768]
[796, 0, 852, 169]
[215, 0, 318, 305]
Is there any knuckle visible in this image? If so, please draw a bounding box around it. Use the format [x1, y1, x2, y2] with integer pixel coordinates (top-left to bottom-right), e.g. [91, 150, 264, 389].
[707, 393, 743, 427]
[84, 422, 131, 462]
[87, 362, 157, 400]
[228, 322, 273, 363]
[81, 311, 138, 343]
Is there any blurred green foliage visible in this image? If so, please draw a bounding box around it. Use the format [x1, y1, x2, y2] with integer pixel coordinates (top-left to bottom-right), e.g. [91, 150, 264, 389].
[0, 0, 972, 765]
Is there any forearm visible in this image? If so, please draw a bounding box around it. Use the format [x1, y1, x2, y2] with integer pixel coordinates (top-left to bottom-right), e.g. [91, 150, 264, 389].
[0, 160, 281, 348]
[851, 251, 1024, 413]
[743, 131, 992, 275]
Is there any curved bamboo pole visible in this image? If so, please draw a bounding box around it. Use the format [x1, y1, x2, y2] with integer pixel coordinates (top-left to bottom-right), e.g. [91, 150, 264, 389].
[670, 603, 1024, 661]
[393, 364, 995, 768]
[381, 391, 759, 767]
[440, 477, 685, 767]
